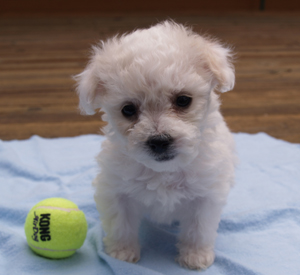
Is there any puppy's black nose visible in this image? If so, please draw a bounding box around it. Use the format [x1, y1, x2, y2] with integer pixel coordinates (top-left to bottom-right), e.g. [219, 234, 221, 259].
[146, 135, 173, 154]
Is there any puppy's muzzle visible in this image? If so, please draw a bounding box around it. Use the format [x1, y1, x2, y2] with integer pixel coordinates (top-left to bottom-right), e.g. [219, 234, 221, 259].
[146, 135, 176, 161]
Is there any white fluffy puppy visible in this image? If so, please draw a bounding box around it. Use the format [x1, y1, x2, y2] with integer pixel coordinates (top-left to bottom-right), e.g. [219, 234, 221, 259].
[76, 21, 236, 270]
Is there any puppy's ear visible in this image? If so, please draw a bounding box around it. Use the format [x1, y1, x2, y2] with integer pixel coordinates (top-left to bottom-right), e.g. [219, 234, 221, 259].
[203, 40, 235, 93]
[74, 62, 104, 115]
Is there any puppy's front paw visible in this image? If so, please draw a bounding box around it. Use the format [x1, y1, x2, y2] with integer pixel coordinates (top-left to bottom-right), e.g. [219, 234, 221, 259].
[105, 240, 140, 263]
[177, 247, 215, 270]
[109, 247, 140, 263]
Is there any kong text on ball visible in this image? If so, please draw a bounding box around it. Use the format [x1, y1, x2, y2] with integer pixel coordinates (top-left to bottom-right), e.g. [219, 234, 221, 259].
[24, 198, 88, 259]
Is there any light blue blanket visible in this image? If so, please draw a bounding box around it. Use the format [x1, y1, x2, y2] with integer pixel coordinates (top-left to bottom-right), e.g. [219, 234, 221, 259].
[1, 133, 299, 275]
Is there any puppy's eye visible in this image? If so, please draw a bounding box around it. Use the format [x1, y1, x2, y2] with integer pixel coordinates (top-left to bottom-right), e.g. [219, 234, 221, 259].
[121, 104, 137, 118]
[175, 95, 192, 108]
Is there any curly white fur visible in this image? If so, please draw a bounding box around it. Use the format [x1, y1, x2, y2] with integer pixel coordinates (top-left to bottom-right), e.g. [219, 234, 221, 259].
[76, 21, 236, 270]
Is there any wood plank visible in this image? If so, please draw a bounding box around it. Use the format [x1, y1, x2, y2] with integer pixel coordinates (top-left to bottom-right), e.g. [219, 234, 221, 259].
[265, 0, 300, 11]
[226, 115, 300, 143]
[0, 1, 261, 15]
[0, 121, 106, 140]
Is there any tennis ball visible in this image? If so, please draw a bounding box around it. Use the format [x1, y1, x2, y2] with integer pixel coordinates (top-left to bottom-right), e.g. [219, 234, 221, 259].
[24, 198, 88, 259]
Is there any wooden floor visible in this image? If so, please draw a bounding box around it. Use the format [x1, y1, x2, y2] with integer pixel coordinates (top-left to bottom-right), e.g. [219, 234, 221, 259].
[1, 13, 300, 142]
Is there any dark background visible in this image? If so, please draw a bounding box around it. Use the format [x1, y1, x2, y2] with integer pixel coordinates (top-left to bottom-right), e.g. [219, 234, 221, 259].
[1, 0, 300, 14]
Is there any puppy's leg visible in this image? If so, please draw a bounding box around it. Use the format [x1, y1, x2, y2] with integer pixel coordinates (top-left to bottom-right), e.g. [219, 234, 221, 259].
[177, 197, 224, 270]
[94, 179, 141, 263]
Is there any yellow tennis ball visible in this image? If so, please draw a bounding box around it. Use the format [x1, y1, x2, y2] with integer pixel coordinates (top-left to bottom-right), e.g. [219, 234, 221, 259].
[24, 198, 88, 259]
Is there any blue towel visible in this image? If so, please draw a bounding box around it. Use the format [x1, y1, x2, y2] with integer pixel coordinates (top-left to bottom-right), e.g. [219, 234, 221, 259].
[0, 133, 299, 275]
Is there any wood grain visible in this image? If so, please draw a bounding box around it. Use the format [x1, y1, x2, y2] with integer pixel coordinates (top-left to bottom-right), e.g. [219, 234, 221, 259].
[0, 0, 261, 15]
[0, 13, 300, 142]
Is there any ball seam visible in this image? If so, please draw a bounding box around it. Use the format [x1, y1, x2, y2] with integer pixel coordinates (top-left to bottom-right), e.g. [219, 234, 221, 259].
[34, 206, 80, 212]
[30, 244, 77, 252]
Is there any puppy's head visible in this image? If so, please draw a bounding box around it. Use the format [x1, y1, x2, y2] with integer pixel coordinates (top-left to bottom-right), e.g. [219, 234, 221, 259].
[76, 21, 234, 172]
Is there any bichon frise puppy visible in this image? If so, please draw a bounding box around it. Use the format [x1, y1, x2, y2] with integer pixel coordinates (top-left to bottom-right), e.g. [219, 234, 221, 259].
[76, 21, 236, 270]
